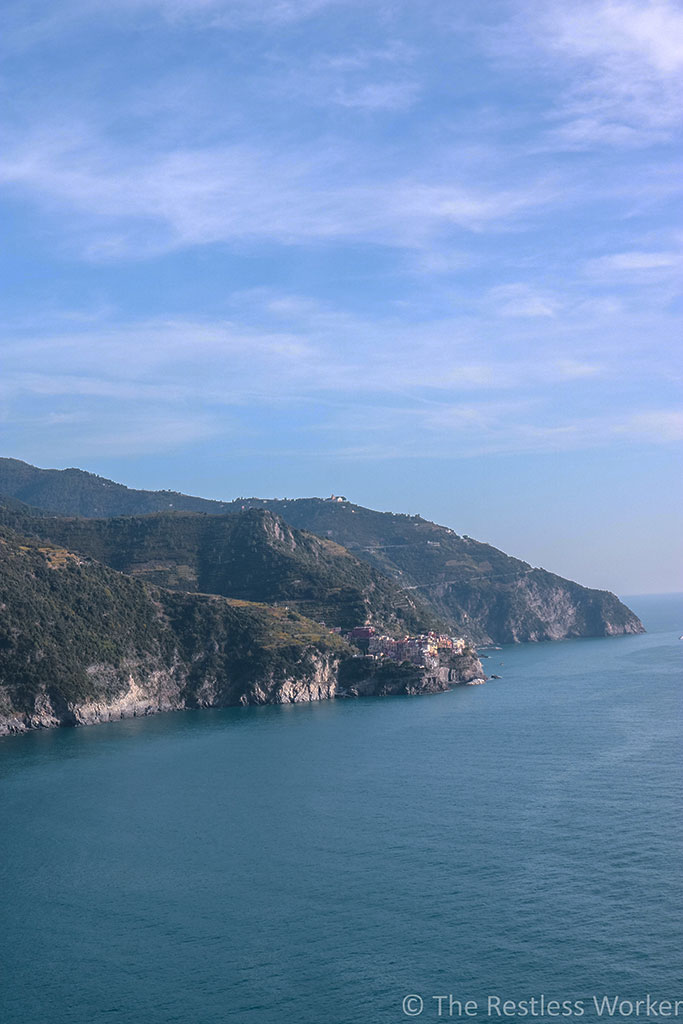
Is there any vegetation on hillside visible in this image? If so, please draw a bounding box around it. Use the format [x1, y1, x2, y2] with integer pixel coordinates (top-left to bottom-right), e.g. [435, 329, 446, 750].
[0, 459, 644, 642]
[0, 458, 232, 517]
[220, 500, 645, 641]
[0, 503, 443, 635]
[0, 524, 351, 727]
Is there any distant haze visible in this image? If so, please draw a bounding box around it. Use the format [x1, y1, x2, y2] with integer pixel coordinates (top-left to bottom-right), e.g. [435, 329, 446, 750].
[1, 0, 681, 595]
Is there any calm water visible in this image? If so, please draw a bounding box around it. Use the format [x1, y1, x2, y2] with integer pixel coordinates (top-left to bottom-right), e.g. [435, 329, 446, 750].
[1, 595, 681, 1024]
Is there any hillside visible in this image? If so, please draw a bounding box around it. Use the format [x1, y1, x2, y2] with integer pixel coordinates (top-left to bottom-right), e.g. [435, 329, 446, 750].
[0, 524, 487, 735]
[0, 523, 358, 735]
[0, 504, 443, 635]
[232, 499, 645, 643]
[0, 459, 644, 643]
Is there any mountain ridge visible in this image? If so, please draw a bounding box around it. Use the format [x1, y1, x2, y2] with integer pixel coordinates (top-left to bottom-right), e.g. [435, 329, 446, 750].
[0, 458, 644, 643]
[0, 502, 443, 636]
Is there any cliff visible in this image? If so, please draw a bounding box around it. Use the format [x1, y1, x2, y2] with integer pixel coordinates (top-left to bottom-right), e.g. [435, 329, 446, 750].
[0, 524, 345, 735]
[338, 646, 485, 697]
[444, 567, 643, 643]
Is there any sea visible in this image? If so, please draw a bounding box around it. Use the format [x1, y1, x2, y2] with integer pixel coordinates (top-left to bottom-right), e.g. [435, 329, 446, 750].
[1, 594, 681, 1024]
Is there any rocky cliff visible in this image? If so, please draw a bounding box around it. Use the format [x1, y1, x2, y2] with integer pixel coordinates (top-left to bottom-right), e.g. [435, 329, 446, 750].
[338, 646, 485, 697]
[444, 568, 643, 643]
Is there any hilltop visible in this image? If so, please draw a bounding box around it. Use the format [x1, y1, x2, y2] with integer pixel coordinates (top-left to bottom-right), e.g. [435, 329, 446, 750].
[0, 457, 235, 517]
[233, 498, 644, 643]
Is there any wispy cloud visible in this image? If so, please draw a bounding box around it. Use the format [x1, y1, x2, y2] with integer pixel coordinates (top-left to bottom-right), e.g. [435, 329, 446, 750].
[326, 80, 419, 112]
[0, 0, 680, 483]
[2, 0, 350, 47]
[586, 250, 683, 273]
[624, 410, 683, 442]
[267, 39, 420, 112]
[144, 0, 349, 27]
[487, 284, 559, 319]
[0, 125, 555, 257]
[308, 402, 683, 460]
[495, 0, 683, 148]
[1, 281, 678, 463]
[12, 412, 224, 458]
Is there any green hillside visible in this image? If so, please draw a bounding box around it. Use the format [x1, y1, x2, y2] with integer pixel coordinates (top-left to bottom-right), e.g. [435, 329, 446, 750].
[0, 523, 352, 733]
[234, 499, 645, 642]
[0, 503, 443, 635]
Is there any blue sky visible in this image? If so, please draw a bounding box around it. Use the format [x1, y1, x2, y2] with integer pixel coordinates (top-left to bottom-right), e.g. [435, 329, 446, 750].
[1, 0, 681, 594]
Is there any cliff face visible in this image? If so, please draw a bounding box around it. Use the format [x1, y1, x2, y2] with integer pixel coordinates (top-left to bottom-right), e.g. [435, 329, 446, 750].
[439, 569, 644, 643]
[243, 501, 645, 644]
[1, 651, 344, 735]
[0, 525, 350, 736]
[2, 645, 485, 736]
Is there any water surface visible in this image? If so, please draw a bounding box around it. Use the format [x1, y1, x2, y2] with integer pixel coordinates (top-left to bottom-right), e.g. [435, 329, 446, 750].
[1, 595, 681, 1024]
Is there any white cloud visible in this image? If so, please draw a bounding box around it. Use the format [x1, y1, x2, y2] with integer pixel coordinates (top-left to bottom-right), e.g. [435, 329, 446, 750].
[588, 250, 682, 272]
[0, 286, 679, 463]
[145, 0, 347, 26]
[316, 41, 417, 72]
[0, 125, 554, 257]
[2, 0, 350, 45]
[497, 0, 683, 147]
[0, 0, 680, 472]
[544, 0, 683, 76]
[268, 39, 420, 113]
[487, 283, 559, 318]
[4, 373, 191, 402]
[624, 410, 683, 442]
[329, 80, 419, 111]
[555, 360, 602, 380]
[543, 118, 662, 151]
[316, 402, 683, 460]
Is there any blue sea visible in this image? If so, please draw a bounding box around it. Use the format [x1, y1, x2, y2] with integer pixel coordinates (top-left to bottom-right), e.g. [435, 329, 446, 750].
[1, 595, 681, 1024]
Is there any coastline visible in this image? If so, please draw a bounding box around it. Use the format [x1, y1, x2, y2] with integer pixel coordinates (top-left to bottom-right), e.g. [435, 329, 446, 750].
[0, 647, 486, 738]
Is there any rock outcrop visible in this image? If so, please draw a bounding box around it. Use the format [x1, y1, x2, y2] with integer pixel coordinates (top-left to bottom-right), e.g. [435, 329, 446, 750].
[0, 651, 347, 736]
[338, 646, 485, 698]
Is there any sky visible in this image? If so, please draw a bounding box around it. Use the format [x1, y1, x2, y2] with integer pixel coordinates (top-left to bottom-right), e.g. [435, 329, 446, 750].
[1, 0, 681, 595]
